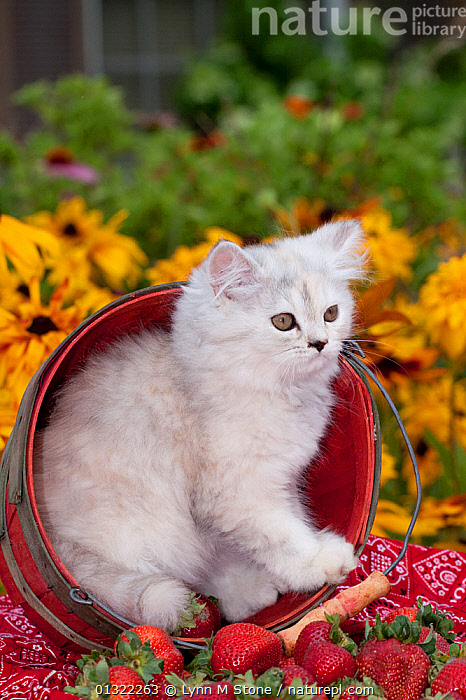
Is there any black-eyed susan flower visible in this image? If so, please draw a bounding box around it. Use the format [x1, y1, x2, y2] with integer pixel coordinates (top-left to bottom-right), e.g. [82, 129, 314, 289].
[419, 252, 466, 360]
[27, 197, 147, 294]
[0, 214, 59, 284]
[0, 267, 33, 313]
[0, 278, 90, 405]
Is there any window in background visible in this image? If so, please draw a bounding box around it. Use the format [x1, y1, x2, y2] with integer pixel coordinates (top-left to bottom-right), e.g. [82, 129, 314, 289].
[83, 0, 224, 111]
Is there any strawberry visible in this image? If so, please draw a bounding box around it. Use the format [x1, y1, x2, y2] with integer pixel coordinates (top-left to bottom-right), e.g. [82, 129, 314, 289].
[356, 638, 429, 700]
[384, 607, 418, 624]
[176, 594, 221, 639]
[430, 657, 466, 697]
[116, 626, 184, 680]
[302, 641, 356, 684]
[281, 664, 315, 686]
[418, 625, 450, 654]
[294, 621, 332, 665]
[293, 615, 357, 665]
[108, 666, 145, 699]
[278, 656, 296, 669]
[210, 623, 282, 676]
[339, 683, 380, 699]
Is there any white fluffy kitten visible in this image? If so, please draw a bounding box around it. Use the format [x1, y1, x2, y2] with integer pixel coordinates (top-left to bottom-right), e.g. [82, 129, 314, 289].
[35, 220, 366, 632]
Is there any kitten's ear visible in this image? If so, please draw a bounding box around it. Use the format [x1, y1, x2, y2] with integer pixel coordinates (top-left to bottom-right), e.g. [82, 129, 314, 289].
[312, 219, 368, 281]
[206, 240, 259, 299]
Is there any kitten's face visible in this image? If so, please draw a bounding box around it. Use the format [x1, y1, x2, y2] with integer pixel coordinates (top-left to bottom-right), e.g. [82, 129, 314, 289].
[178, 221, 366, 386]
[221, 266, 354, 381]
[254, 271, 354, 378]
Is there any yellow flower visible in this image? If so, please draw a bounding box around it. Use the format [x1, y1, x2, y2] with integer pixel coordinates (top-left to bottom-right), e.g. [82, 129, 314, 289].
[0, 267, 30, 312]
[398, 376, 466, 450]
[0, 278, 91, 405]
[0, 213, 60, 284]
[27, 198, 147, 295]
[360, 207, 416, 281]
[402, 448, 442, 496]
[146, 227, 243, 285]
[380, 443, 397, 486]
[372, 499, 413, 538]
[0, 388, 17, 453]
[418, 252, 466, 359]
[415, 496, 466, 536]
[372, 496, 453, 540]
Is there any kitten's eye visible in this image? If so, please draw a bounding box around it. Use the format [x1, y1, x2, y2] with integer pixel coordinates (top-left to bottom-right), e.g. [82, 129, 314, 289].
[271, 313, 297, 331]
[324, 305, 338, 322]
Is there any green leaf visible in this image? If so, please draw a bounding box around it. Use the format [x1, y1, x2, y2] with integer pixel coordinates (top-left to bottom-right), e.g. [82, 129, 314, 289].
[254, 667, 283, 695]
[95, 658, 110, 686]
[415, 598, 456, 642]
[325, 612, 358, 655]
[63, 687, 91, 698]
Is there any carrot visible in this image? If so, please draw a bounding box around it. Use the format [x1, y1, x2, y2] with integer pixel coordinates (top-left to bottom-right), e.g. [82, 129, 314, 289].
[277, 570, 391, 656]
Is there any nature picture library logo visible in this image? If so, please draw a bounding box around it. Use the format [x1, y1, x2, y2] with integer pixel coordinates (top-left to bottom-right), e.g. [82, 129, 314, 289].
[251, 2, 466, 38]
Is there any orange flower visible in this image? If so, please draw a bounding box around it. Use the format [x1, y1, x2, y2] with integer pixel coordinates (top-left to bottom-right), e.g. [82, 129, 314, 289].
[284, 95, 315, 119]
[274, 197, 326, 234]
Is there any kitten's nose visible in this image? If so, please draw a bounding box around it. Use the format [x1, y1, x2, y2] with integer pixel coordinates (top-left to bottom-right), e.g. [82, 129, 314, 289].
[308, 339, 328, 352]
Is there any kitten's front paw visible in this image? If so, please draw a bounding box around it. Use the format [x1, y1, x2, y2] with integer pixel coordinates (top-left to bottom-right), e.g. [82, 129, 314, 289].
[220, 581, 280, 622]
[216, 565, 280, 622]
[313, 530, 358, 585]
[139, 578, 192, 632]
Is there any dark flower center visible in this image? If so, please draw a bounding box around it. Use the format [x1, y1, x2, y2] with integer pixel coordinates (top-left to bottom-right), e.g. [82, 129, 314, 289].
[63, 222, 79, 237]
[27, 315, 59, 335]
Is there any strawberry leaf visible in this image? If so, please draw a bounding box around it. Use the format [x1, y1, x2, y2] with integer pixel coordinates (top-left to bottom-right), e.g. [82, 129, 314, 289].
[254, 667, 283, 695]
[325, 612, 358, 655]
[185, 640, 214, 676]
[415, 598, 456, 642]
[95, 658, 110, 686]
[176, 592, 207, 632]
[63, 687, 92, 698]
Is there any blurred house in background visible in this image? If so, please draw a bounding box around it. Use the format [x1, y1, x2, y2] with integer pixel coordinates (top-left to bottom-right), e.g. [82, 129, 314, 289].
[0, 0, 224, 131]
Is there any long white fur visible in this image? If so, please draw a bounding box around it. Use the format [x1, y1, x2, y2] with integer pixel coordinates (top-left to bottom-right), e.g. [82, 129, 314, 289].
[34, 221, 365, 631]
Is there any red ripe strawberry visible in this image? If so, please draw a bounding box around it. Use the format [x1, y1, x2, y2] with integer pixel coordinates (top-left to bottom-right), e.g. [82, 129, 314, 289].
[176, 594, 221, 639]
[431, 657, 466, 696]
[210, 623, 282, 676]
[418, 625, 450, 654]
[278, 656, 296, 669]
[384, 607, 418, 624]
[108, 666, 147, 699]
[281, 664, 315, 686]
[339, 684, 374, 699]
[118, 625, 184, 678]
[294, 621, 332, 665]
[356, 638, 429, 700]
[302, 641, 356, 684]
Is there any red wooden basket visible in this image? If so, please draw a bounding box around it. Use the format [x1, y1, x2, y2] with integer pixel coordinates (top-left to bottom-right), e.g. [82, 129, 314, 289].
[0, 284, 381, 653]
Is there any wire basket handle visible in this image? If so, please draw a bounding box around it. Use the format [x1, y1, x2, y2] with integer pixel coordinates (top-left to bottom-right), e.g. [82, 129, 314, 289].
[342, 341, 421, 576]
